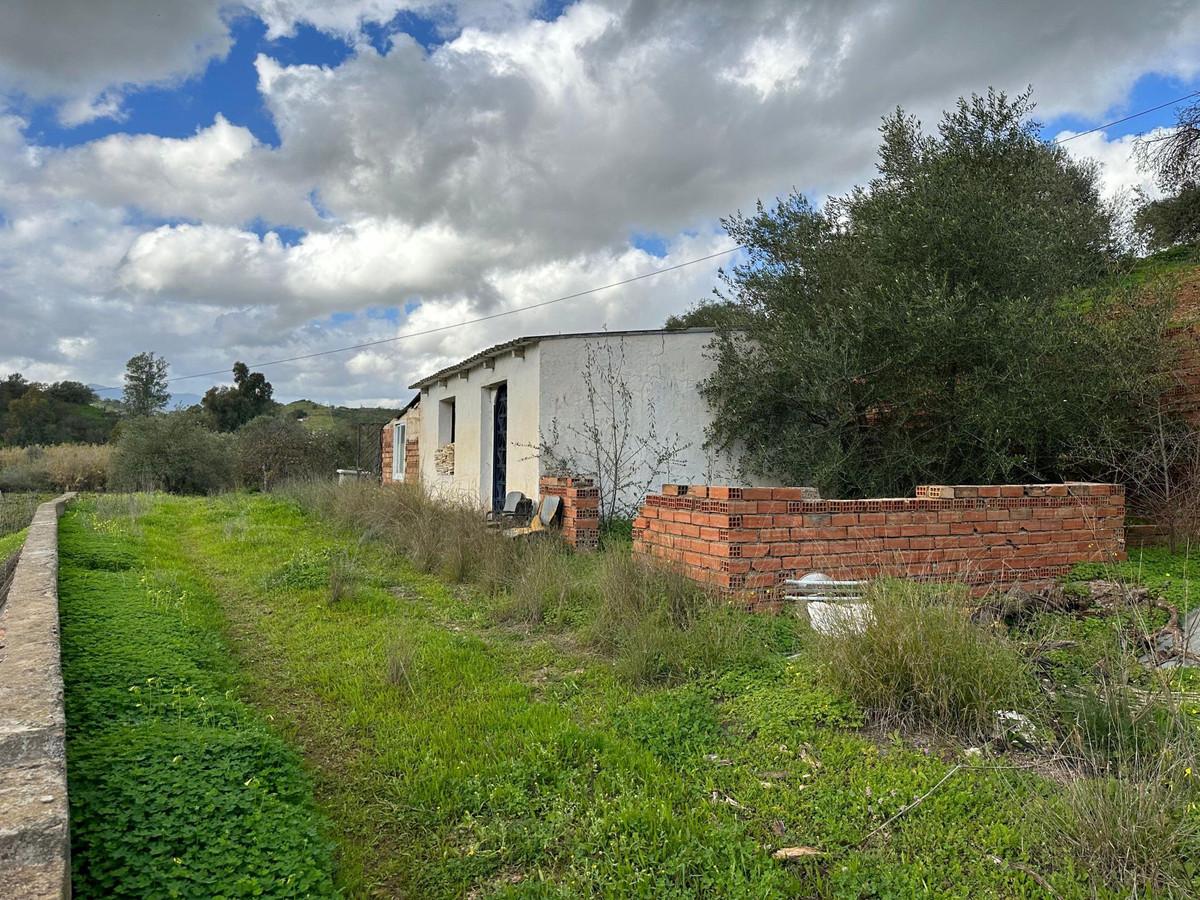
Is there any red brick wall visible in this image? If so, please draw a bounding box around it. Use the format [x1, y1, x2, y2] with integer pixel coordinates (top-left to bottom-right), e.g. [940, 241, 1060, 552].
[540, 475, 599, 550]
[382, 412, 421, 485]
[380, 422, 395, 483]
[1167, 323, 1200, 424]
[632, 482, 1125, 605]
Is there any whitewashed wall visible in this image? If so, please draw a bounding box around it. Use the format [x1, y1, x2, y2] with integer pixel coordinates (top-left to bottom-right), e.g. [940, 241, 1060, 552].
[416, 344, 542, 505]
[537, 331, 742, 512]
[415, 330, 754, 510]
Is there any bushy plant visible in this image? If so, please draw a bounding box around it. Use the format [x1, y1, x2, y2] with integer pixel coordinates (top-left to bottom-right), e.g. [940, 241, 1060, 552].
[110, 410, 234, 494]
[234, 414, 346, 490]
[0, 443, 111, 491]
[816, 580, 1036, 737]
[701, 88, 1172, 497]
[587, 549, 779, 684]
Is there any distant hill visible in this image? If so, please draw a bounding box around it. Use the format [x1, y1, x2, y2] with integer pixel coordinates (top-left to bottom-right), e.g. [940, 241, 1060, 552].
[280, 400, 400, 430]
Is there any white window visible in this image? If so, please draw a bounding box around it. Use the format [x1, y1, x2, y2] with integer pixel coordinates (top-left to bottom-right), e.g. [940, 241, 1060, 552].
[392, 422, 406, 482]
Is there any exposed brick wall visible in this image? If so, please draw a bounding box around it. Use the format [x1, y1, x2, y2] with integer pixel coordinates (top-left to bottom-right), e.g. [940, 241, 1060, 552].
[404, 438, 420, 482]
[540, 475, 599, 550]
[380, 421, 395, 484]
[382, 407, 421, 485]
[1167, 322, 1200, 425]
[632, 483, 1125, 605]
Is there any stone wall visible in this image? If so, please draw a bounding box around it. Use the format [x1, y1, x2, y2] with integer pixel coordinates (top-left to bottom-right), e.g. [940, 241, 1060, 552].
[0, 493, 74, 899]
[632, 483, 1124, 605]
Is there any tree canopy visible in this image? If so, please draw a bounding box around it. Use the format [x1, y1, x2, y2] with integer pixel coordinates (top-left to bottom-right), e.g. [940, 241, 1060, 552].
[700, 88, 1172, 498]
[123, 351, 171, 417]
[202, 362, 277, 432]
[1134, 98, 1200, 251]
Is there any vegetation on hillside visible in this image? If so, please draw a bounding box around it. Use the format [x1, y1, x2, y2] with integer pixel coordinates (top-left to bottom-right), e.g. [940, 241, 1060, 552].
[0, 374, 119, 446]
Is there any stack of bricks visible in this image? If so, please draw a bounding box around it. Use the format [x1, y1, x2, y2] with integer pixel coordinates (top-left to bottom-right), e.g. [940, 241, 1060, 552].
[632, 483, 1125, 607]
[539, 475, 600, 550]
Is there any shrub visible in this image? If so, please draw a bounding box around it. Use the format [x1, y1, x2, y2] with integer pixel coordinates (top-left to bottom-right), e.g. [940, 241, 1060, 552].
[1044, 770, 1200, 894]
[815, 580, 1036, 737]
[587, 550, 777, 684]
[110, 411, 234, 494]
[234, 415, 346, 490]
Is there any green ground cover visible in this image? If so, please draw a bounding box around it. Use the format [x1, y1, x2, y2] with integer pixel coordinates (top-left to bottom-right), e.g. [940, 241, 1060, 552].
[58, 497, 337, 897]
[0, 527, 26, 558]
[61, 491, 1195, 898]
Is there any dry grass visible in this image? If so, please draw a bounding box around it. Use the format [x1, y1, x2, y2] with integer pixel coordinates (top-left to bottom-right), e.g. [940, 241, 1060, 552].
[280, 478, 784, 684]
[815, 579, 1037, 738]
[0, 443, 112, 491]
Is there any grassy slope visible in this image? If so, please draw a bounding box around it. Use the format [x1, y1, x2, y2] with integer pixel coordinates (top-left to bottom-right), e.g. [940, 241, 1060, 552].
[0, 527, 26, 558]
[92, 492, 1136, 898]
[58, 498, 337, 898]
[281, 400, 400, 431]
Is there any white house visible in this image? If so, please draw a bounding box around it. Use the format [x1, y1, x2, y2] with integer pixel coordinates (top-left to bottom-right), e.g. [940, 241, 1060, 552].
[400, 328, 741, 511]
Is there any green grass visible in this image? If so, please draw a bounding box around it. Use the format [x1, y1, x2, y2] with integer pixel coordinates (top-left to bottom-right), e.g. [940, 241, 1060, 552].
[58, 499, 336, 898]
[59, 490, 1185, 898]
[0, 527, 26, 559]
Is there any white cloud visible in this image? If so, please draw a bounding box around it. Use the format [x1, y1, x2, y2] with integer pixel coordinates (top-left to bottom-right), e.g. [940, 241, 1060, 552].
[3, 1, 1200, 403]
[1059, 126, 1170, 201]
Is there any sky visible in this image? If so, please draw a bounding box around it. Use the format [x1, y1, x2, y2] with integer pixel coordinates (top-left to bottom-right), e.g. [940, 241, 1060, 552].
[1, 1, 1199, 408]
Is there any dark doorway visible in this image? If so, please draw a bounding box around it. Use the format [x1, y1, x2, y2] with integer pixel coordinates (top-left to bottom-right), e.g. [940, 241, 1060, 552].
[491, 383, 508, 511]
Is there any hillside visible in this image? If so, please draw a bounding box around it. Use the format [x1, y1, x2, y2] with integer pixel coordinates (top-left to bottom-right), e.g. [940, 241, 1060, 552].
[280, 399, 401, 430]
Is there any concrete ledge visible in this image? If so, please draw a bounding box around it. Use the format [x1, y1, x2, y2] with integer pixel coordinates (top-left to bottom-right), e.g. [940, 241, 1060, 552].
[0, 493, 74, 900]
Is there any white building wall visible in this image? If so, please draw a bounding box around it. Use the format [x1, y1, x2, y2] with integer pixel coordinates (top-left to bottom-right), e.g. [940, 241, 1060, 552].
[416, 344, 543, 505]
[536, 331, 741, 512]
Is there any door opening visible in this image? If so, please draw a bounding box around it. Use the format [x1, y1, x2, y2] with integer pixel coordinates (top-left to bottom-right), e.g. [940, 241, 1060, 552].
[491, 383, 508, 510]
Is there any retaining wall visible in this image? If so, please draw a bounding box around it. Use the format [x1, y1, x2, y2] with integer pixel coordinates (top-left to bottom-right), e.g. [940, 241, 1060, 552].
[0, 494, 74, 899]
[632, 483, 1124, 605]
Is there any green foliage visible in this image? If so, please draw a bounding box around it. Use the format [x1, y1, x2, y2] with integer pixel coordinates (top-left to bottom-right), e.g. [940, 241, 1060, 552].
[587, 549, 790, 684]
[664, 300, 747, 330]
[701, 88, 1172, 496]
[1135, 184, 1200, 251]
[122, 351, 171, 417]
[0, 375, 117, 446]
[58, 504, 336, 898]
[816, 580, 1036, 737]
[235, 414, 347, 489]
[110, 410, 234, 493]
[203, 362, 278, 432]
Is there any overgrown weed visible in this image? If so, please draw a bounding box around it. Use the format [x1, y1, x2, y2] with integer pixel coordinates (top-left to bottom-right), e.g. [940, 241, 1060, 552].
[816, 579, 1036, 738]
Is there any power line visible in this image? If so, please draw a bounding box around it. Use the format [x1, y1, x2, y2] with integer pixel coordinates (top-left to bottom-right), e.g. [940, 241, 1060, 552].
[162, 246, 741, 384]
[95, 90, 1200, 391]
[1050, 89, 1199, 145]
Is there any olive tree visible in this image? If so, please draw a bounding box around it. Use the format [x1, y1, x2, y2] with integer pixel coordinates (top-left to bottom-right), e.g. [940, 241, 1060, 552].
[701, 89, 1173, 498]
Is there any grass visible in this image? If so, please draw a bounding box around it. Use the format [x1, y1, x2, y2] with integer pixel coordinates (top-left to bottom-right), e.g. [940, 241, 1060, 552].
[58, 498, 336, 898]
[815, 579, 1037, 738]
[57, 487, 1200, 897]
[61, 488, 1191, 898]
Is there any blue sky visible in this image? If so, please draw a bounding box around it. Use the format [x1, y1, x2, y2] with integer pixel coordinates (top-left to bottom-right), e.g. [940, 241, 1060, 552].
[1, 1, 1198, 405]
